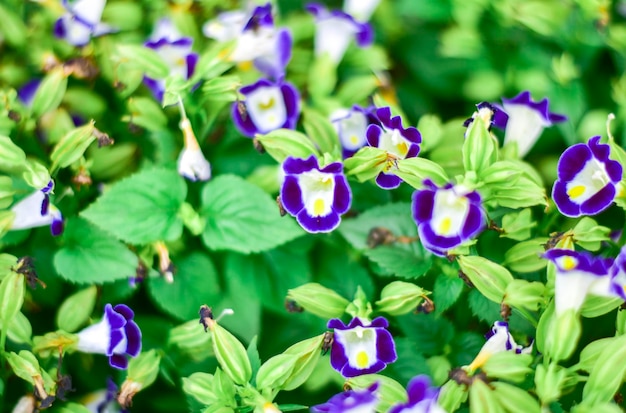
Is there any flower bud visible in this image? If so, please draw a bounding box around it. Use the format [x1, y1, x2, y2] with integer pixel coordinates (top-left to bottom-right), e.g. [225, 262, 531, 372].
[572, 217, 611, 251]
[281, 333, 325, 391]
[56, 286, 98, 333]
[534, 363, 568, 405]
[255, 129, 319, 164]
[0, 135, 26, 168]
[469, 379, 502, 412]
[210, 322, 252, 385]
[375, 281, 427, 316]
[500, 208, 536, 241]
[287, 283, 349, 319]
[482, 352, 533, 383]
[463, 114, 497, 174]
[491, 382, 541, 412]
[438, 380, 467, 413]
[183, 372, 218, 405]
[118, 350, 161, 408]
[503, 279, 546, 311]
[582, 334, 626, 405]
[0, 271, 25, 328]
[343, 146, 387, 182]
[256, 354, 298, 391]
[457, 255, 513, 303]
[50, 121, 97, 172]
[503, 239, 548, 273]
[30, 67, 68, 118]
[168, 319, 213, 361]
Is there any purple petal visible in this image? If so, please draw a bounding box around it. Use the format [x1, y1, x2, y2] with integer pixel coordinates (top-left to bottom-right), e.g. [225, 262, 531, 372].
[460, 203, 486, 240]
[124, 321, 142, 357]
[50, 218, 64, 237]
[557, 144, 591, 181]
[186, 53, 199, 79]
[113, 304, 134, 320]
[355, 22, 374, 47]
[375, 329, 397, 363]
[366, 124, 382, 147]
[107, 329, 124, 356]
[283, 156, 319, 174]
[280, 82, 301, 129]
[332, 175, 352, 215]
[411, 189, 435, 223]
[280, 176, 304, 215]
[143, 76, 165, 103]
[296, 209, 340, 233]
[580, 184, 616, 215]
[109, 354, 128, 370]
[552, 180, 580, 217]
[375, 172, 401, 189]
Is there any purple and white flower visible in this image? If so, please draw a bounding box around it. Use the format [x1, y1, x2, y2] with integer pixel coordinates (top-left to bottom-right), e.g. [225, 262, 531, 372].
[411, 180, 486, 257]
[343, 0, 381, 22]
[544, 249, 614, 316]
[366, 106, 421, 189]
[311, 383, 379, 413]
[552, 136, 622, 218]
[330, 105, 379, 159]
[327, 317, 397, 378]
[204, 3, 292, 80]
[463, 101, 508, 134]
[468, 321, 532, 371]
[280, 156, 351, 233]
[232, 78, 300, 137]
[83, 378, 125, 413]
[10, 181, 63, 236]
[76, 304, 141, 370]
[306, 3, 374, 64]
[389, 375, 446, 413]
[609, 246, 626, 300]
[54, 0, 115, 47]
[497, 91, 567, 157]
[143, 18, 199, 103]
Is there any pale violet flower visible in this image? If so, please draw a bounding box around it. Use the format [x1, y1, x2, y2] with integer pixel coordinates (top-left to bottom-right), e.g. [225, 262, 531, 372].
[330, 105, 378, 159]
[544, 249, 615, 316]
[343, 0, 381, 22]
[306, 3, 374, 64]
[203, 9, 248, 42]
[10, 181, 63, 236]
[76, 304, 141, 369]
[468, 321, 531, 371]
[389, 375, 446, 413]
[54, 0, 115, 46]
[311, 383, 379, 413]
[497, 91, 567, 157]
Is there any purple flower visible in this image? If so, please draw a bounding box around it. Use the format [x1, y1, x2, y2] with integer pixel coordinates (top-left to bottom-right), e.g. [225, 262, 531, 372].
[468, 321, 532, 371]
[544, 249, 614, 316]
[306, 3, 373, 64]
[10, 180, 63, 236]
[54, 0, 115, 46]
[366, 107, 421, 189]
[83, 377, 127, 413]
[203, 3, 292, 79]
[280, 156, 351, 233]
[610, 246, 626, 300]
[496, 91, 567, 157]
[232, 78, 300, 137]
[143, 18, 199, 103]
[411, 180, 486, 257]
[463, 101, 508, 133]
[331, 105, 379, 159]
[76, 304, 141, 370]
[389, 375, 445, 413]
[552, 136, 622, 218]
[328, 317, 397, 378]
[17, 79, 42, 108]
[311, 383, 379, 413]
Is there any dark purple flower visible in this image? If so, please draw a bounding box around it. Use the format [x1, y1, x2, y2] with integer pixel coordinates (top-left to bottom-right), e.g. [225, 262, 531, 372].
[389, 375, 445, 413]
[76, 304, 142, 370]
[411, 180, 485, 256]
[306, 3, 373, 64]
[331, 105, 380, 159]
[143, 18, 199, 103]
[311, 383, 379, 413]
[463, 101, 508, 132]
[610, 246, 626, 300]
[17, 79, 42, 108]
[496, 91, 567, 157]
[281, 156, 351, 233]
[365, 107, 421, 189]
[544, 249, 614, 316]
[327, 317, 397, 378]
[232, 78, 300, 137]
[54, 0, 115, 46]
[552, 136, 622, 218]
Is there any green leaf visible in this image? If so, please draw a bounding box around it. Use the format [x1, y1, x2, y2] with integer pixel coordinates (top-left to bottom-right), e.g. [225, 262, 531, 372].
[433, 273, 465, 314]
[148, 252, 222, 321]
[255, 129, 320, 164]
[386, 337, 431, 383]
[116, 44, 170, 79]
[81, 168, 186, 244]
[201, 175, 303, 253]
[54, 217, 138, 284]
[50, 121, 96, 172]
[364, 245, 431, 279]
[0, 4, 27, 47]
[394, 157, 449, 188]
[397, 313, 454, 356]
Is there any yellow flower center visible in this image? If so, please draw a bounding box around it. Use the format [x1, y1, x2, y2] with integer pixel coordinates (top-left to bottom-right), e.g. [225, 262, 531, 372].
[258, 97, 275, 110]
[313, 199, 325, 216]
[356, 350, 369, 368]
[562, 256, 577, 270]
[567, 185, 585, 199]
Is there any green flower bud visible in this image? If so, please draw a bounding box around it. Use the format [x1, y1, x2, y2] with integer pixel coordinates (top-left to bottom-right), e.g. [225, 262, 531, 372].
[0, 253, 17, 280]
[463, 114, 497, 174]
[542, 309, 581, 362]
[56, 286, 97, 333]
[617, 309, 626, 335]
[580, 296, 622, 318]
[438, 380, 467, 413]
[202, 75, 241, 100]
[0, 271, 24, 328]
[347, 374, 407, 413]
[577, 337, 616, 373]
[482, 352, 533, 383]
[503, 279, 546, 311]
[0, 135, 26, 169]
[491, 382, 541, 413]
[256, 354, 298, 391]
[534, 363, 568, 405]
[302, 107, 339, 156]
[287, 283, 349, 319]
[6, 351, 54, 401]
[572, 217, 611, 251]
[183, 372, 217, 405]
[469, 379, 502, 413]
[210, 322, 252, 386]
[0, 176, 15, 209]
[6, 311, 32, 345]
[124, 97, 168, 131]
[213, 368, 236, 401]
[50, 121, 97, 172]
[394, 157, 449, 189]
[31, 67, 68, 118]
[375, 281, 427, 316]
[32, 331, 78, 358]
[22, 160, 51, 191]
[457, 255, 513, 303]
[255, 129, 320, 165]
[503, 239, 548, 273]
[118, 350, 161, 408]
[281, 333, 324, 391]
[582, 334, 626, 405]
[343, 146, 387, 182]
[168, 319, 213, 360]
[500, 208, 536, 241]
[571, 402, 624, 413]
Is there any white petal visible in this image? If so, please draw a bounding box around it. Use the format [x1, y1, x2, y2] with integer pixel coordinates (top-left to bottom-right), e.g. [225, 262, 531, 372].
[502, 103, 549, 157]
[229, 27, 276, 62]
[343, 0, 381, 22]
[331, 109, 368, 151]
[177, 147, 211, 181]
[431, 188, 469, 237]
[555, 270, 598, 315]
[245, 85, 287, 133]
[564, 158, 610, 204]
[202, 10, 248, 42]
[76, 319, 111, 355]
[70, 0, 106, 25]
[10, 191, 53, 231]
[62, 16, 94, 46]
[335, 326, 378, 370]
[297, 169, 336, 217]
[314, 17, 357, 64]
[378, 128, 412, 159]
[150, 18, 182, 42]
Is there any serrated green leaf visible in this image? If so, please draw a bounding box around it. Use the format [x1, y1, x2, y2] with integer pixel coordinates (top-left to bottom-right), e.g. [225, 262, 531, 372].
[201, 175, 303, 253]
[433, 273, 465, 314]
[397, 313, 454, 356]
[81, 168, 186, 244]
[54, 217, 138, 284]
[148, 252, 221, 321]
[364, 245, 431, 278]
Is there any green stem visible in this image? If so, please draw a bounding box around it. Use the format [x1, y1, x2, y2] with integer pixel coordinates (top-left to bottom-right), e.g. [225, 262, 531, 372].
[513, 307, 538, 328]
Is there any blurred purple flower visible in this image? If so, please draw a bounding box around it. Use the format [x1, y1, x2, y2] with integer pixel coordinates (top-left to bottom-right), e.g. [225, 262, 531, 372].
[54, 0, 115, 46]
[389, 375, 445, 413]
[331, 105, 379, 159]
[311, 383, 379, 413]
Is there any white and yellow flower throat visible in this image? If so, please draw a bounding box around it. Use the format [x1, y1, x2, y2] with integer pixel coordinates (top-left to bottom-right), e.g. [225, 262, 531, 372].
[336, 325, 378, 370]
[566, 158, 610, 204]
[245, 86, 287, 133]
[431, 188, 470, 237]
[298, 169, 336, 217]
